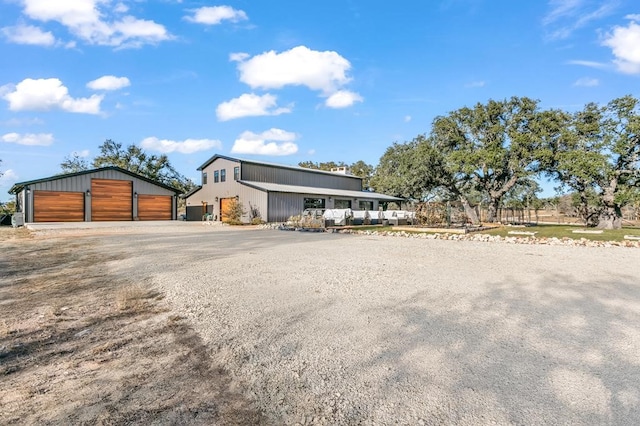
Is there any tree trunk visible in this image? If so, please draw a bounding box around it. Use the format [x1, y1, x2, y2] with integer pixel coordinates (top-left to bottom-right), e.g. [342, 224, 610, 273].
[459, 196, 480, 225]
[597, 184, 622, 229]
[486, 198, 500, 223]
[596, 206, 622, 229]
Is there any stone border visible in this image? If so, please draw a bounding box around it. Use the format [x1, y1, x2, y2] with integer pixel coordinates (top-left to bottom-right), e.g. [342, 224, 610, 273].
[260, 223, 640, 248]
[339, 229, 640, 248]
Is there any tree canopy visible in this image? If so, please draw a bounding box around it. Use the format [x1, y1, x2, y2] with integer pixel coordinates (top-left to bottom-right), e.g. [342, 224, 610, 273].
[60, 140, 196, 194]
[542, 95, 640, 228]
[373, 95, 640, 228]
[298, 160, 374, 188]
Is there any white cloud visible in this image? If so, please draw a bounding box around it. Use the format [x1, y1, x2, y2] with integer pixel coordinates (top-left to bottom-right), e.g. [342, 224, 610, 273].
[3, 78, 103, 114]
[216, 93, 292, 121]
[404, 115, 412, 123]
[185, 6, 248, 25]
[567, 59, 609, 69]
[603, 19, 640, 74]
[232, 45, 353, 94]
[0, 169, 18, 184]
[542, 0, 616, 40]
[229, 52, 249, 62]
[87, 75, 130, 91]
[73, 149, 90, 157]
[19, 0, 173, 49]
[1, 132, 54, 146]
[1, 24, 55, 46]
[0, 117, 44, 126]
[231, 128, 298, 156]
[465, 80, 486, 88]
[573, 77, 599, 87]
[114, 3, 128, 14]
[325, 90, 363, 108]
[140, 137, 222, 154]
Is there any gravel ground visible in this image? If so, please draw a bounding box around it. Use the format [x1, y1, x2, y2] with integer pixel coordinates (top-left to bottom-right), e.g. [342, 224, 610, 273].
[36, 224, 640, 425]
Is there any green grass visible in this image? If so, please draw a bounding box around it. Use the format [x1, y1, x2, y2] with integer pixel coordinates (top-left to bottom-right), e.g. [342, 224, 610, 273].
[479, 224, 640, 242]
[349, 224, 640, 242]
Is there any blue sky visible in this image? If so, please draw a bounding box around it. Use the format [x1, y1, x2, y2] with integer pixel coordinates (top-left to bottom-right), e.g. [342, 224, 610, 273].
[1, 0, 639, 201]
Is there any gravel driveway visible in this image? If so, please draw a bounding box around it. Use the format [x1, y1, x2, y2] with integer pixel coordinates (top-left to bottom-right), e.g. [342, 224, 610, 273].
[44, 224, 640, 425]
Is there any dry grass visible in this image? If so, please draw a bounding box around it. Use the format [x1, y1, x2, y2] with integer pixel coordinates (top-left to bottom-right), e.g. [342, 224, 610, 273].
[116, 284, 156, 311]
[0, 227, 264, 425]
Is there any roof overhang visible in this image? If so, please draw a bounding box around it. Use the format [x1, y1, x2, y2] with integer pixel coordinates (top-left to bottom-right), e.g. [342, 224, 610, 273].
[238, 180, 404, 202]
[8, 166, 182, 195]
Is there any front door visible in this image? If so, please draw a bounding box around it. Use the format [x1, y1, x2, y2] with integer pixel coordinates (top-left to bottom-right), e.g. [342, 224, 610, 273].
[220, 198, 233, 222]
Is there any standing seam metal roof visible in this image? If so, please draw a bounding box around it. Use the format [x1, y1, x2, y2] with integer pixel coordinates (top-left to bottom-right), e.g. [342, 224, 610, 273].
[8, 166, 182, 194]
[196, 154, 362, 180]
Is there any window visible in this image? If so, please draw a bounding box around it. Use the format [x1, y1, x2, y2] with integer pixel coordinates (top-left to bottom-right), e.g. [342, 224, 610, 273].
[304, 198, 325, 209]
[202, 172, 207, 185]
[220, 169, 226, 182]
[214, 170, 219, 183]
[334, 199, 351, 209]
[234, 166, 240, 181]
[359, 200, 374, 210]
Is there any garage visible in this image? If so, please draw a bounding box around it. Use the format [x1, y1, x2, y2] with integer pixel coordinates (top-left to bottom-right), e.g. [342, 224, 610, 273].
[138, 195, 172, 220]
[9, 166, 181, 223]
[91, 179, 133, 221]
[33, 190, 85, 222]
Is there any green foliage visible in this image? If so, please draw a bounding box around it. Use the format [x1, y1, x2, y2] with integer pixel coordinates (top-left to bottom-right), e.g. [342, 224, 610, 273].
[502, 179, 542, 209]
[298, 160, 346, 170]
[1, 199, 16, 214]
[481, 224, 640, 242]
[224, 198, 246, 224]
[373, 95, 639, 228]
[298, 159, 374, 188]
[430, 97, 543, 222]
[60, 152, 89, 174]
[543, 95, 640, 228]
[60, 139, 195, 194]
[349, 160, 374, 188]
[371, 136, 447, 200]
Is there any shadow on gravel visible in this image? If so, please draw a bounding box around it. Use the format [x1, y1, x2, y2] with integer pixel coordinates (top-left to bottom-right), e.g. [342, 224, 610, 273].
[363, 273, 640, 425]
[0, 231, 265, 425]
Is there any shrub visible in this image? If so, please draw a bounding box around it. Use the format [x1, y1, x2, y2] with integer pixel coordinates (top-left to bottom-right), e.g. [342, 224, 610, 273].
[223, 198, 246, 224]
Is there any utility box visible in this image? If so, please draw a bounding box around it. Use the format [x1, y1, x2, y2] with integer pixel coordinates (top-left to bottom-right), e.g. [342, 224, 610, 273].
[11, 212, 24, 227]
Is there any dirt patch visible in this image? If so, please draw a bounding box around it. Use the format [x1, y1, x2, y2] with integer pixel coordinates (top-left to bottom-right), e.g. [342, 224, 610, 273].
[0, 227, 264, 425]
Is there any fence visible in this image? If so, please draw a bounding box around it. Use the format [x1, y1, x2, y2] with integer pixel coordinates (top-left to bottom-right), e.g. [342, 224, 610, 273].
[409, 202, 640, 227]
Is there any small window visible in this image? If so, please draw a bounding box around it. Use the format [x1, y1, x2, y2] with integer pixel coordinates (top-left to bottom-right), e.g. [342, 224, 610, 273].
[234, 166, 240, 181]
[304, 198, 325, 209]
[359, 200, 374, 210]
[334, 199, 351, 209]
[220, 169, 226, 182]
[214, 170, 219, 183]
[202, 172, 207, 185]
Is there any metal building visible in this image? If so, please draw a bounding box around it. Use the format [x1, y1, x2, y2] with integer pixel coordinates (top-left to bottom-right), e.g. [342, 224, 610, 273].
[184, 154, 403, 223]
[9, 167, 181, 223]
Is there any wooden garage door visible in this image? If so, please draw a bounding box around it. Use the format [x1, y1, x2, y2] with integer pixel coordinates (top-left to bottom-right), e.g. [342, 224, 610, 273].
[34, 191, 84, 222]
[137, 195, 172, 220]
[91, 179, 132, 221]
[220, 197, 234, 222]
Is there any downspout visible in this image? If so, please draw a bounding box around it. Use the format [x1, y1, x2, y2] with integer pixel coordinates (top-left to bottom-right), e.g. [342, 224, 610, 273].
[25, 186, 30, 223]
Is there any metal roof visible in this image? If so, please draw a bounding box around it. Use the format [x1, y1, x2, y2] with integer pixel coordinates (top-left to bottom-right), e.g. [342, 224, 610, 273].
[196, 154, 362, 180]
[8, 166, 182, 195]
[180, 185, 202, 199]
[238, 180, 404, 201]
